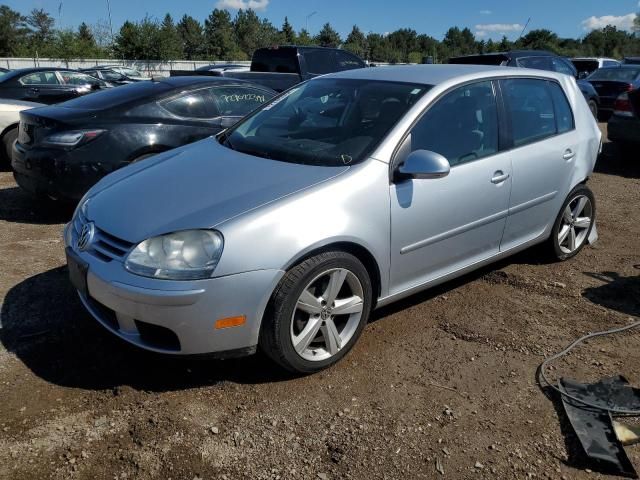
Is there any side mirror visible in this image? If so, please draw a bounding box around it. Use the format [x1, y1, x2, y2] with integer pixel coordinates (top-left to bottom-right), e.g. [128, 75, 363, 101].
[398, 150, 450, 180]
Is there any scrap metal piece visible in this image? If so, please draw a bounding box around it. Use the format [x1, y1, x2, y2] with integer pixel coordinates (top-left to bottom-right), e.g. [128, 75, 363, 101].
[559, 377, 639, 478]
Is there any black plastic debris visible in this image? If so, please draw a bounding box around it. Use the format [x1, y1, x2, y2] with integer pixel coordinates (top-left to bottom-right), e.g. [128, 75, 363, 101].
[559, 376, 640, 478]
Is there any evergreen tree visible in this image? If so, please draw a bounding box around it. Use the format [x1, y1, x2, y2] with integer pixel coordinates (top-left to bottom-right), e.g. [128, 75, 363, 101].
[281, 16, 295, 44]
[0, 6, 28, 56]
[344, 25, 367, 57]
[204, 9, 244, 60]
[296, 28, 314, 46]
[316, 23, 341, 47]
[177, 15, 204, 60]
[158, 13, 182, 60]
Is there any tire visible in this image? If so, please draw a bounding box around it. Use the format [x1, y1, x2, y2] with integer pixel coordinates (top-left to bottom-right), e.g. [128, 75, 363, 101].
[587, 100, 598, 120]
[260, 251, 373, 374]
[546, 184, 596, 261]
[1, 127, 18, 166]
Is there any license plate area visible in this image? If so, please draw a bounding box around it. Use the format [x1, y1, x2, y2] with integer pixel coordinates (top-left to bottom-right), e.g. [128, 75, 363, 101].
[66, 247, 89, 296]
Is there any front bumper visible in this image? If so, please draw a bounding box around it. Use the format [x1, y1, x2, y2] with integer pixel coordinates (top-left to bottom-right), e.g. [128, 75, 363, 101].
[12, 142, 117, 201]
[64, 224, 284, 356]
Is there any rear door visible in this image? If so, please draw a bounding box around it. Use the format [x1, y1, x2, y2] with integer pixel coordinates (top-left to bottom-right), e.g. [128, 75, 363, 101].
[499, 78, 577, 250]
[18, 71, 72, 104]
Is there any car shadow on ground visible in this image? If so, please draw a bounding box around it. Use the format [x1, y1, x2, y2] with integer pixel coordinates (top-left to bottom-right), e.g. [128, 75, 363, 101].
[582, 269, 640, 318]
[0, 185, 74, 224]
[0, 267, 295, 392]
[595, 142, 640, 179]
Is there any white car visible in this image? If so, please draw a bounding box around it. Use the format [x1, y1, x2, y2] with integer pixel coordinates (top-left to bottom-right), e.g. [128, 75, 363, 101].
[0, 99, 43, 165]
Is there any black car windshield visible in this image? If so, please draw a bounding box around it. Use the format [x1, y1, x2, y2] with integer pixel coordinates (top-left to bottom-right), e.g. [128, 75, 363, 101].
[224, 78, 430, 166]
[588, 67, 640, 82]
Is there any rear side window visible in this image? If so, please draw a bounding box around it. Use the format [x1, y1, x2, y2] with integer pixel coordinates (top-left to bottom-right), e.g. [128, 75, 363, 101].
[409, 80, 499, 166]
[162, 89, 217, 119]
[517, 56, 554, 71]
[335, 51, 365, 71]
[502, 78, 573, 147]
[20, 72, 60, 85]
[548, 82, 574, 134]
[303, 50, 337, 75]
[210, 86, 274, 116]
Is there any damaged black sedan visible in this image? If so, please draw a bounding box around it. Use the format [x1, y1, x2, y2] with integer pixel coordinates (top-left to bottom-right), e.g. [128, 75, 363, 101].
[12, 76, 275, 202]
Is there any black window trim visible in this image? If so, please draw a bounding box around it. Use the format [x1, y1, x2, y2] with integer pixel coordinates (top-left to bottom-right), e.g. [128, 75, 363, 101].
[389, 75, 577, 182]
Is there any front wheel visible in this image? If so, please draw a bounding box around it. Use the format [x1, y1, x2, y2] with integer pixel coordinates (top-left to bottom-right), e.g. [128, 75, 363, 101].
[547, 184, 595, 261]
[260, 251, 373, 373]
[2, 127, 18, 166]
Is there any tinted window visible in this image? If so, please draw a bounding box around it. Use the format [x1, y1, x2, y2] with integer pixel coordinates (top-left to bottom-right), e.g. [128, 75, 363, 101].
[409, 81, 498, 166]
[551, 58, 577, 76]
[20, 71, 60, 85]
[162, 89, 217, 118]
[502, 79, 557, 147]
[335, 51, 365, 71]
[226, 79, 429, 166]
[572, 60, 599, 74]
[252, 49, 298, 73]
[59, 71, 102, 85]
[517, 56, 554, 71]
[60, 81, 163, 109]
[588, 67, 640, 82]
[549, 82, 574, 134]
[603, 60, 619, 67]
[303, 50, 337, 75]
[211, 86, 273, 116]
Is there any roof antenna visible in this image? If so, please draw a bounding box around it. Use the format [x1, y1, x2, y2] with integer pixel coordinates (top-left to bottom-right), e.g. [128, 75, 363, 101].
[517, 18, 531, 41]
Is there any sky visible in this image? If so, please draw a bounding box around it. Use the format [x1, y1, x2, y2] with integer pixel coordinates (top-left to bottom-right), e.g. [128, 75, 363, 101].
[4, 0, 640, 40]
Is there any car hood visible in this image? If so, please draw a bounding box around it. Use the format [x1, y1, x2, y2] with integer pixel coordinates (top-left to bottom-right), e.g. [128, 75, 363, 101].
[85, 137, 349, 243]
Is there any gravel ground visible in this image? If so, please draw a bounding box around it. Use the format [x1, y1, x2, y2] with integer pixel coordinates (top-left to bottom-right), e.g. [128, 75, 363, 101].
[0, 125, 639, 480]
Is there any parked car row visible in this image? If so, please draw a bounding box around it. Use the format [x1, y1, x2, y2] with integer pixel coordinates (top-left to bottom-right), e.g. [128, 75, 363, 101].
[53, 61, 602, 373]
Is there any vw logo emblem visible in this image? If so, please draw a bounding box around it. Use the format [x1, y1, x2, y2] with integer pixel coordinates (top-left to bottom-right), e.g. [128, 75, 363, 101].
[77, 222, 95, 252]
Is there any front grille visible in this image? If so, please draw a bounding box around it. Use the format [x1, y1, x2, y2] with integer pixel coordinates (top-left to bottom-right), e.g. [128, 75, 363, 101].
[73, 210, 134, 262]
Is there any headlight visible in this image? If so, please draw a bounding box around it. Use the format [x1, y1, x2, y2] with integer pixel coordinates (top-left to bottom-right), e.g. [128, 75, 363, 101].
[42, 129, 106, 148]
[125, 230, 224, 280]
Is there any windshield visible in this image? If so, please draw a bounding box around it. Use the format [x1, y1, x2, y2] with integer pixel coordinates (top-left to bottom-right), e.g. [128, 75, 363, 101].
[119, 67, 143, 77]
[588, 67, 640, 82]
[223, 78, 430, 166]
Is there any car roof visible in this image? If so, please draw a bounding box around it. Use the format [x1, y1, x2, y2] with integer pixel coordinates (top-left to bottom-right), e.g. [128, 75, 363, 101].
[572, 57, 618, 61]
[326, 64, 564, 85]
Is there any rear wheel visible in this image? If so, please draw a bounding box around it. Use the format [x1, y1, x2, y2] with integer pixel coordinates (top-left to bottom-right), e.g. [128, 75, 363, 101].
[546, 184, 595, 261]
[1, 127, 18, 167]
[260, 251, 373, 373]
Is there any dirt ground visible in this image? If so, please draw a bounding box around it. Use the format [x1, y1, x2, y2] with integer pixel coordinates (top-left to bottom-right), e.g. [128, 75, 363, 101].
[0, 125, 639, 480]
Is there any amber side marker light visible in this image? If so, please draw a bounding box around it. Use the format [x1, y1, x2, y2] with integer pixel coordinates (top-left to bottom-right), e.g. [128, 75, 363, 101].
[215, 316, 246, 330]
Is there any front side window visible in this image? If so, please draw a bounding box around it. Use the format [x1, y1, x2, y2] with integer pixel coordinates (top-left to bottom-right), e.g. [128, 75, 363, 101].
[225, 78, 430, 166]
[502, 78, 558, 147]
[211, 86, 274, 116]
[20, 72, 60, 85]
[335, 51, 365, 71]
[408, 81, 499, 166]
[161, 89, 217, 119]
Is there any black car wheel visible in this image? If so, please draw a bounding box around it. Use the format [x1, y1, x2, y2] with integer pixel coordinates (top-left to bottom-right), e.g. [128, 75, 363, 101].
[1, 127, 18, 166]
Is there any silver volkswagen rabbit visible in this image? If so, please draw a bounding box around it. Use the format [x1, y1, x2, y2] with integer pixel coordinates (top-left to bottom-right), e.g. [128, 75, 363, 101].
[65, 65, 601, 373]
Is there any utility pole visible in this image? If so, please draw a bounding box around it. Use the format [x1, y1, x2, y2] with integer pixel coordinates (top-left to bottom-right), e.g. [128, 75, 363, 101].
[306, 11, 317, 32]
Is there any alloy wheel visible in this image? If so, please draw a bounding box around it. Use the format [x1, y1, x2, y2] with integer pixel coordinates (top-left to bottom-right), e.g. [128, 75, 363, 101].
[557, 194, 593, 254]
[290, 268, 364, 362]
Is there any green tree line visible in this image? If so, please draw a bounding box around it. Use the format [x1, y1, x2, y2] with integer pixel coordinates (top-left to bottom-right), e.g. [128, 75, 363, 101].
[0, 4, 639, 63]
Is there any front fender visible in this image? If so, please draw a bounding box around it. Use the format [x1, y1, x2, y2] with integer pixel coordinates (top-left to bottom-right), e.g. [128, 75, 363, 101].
[213, 159, 392, 297]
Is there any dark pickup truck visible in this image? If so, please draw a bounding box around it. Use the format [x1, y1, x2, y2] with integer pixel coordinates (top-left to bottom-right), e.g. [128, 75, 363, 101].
[171, 46, 367, 92]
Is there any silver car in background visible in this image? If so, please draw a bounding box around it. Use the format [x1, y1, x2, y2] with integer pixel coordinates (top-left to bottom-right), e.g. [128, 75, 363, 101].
[64, 65, 601, 373]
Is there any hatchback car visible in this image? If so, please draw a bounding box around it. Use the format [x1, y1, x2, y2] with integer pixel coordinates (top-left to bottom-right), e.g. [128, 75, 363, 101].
[12, 76, 275, 201]
[0, 68, 111, 104]
[65, 65, 601, 373]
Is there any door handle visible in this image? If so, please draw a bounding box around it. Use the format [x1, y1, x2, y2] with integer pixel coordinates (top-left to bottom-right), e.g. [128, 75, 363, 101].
[563, 149, 575, 161]
[491, 171, 510, 184]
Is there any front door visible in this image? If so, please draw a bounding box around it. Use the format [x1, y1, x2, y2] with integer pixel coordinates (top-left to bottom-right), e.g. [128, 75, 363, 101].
[389, 80, 512, 295]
